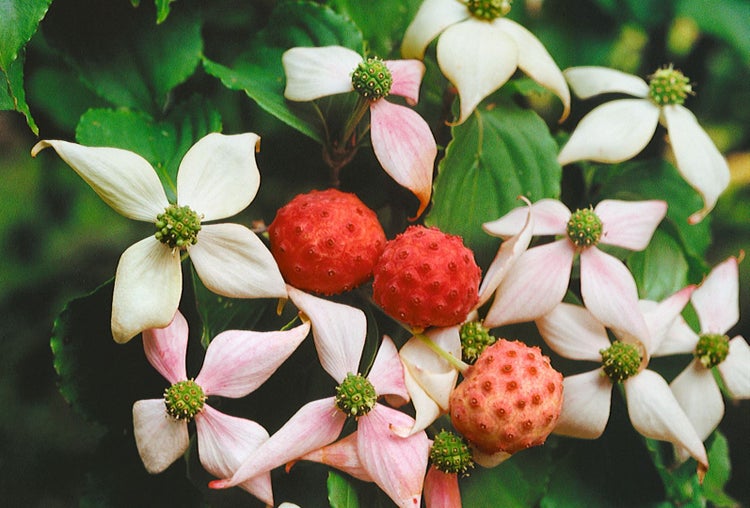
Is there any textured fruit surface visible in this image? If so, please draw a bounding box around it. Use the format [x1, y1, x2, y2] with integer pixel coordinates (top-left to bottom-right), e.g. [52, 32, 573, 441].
[372, 226, 481, 328]
[268, 189, 386, 295]
[449, 339, 563, 455]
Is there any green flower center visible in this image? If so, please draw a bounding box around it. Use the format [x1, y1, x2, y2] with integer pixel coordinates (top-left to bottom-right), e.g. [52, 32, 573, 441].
[460, 321, 496, 364]
[566, 207, 603, 248]
[466, 0, 512, 20]
[154, 204, 202, 250]
[695, 333, 730, 368]
[335, 373, 377, 417]
[648, 65, 693, 106]
[164, 379, 206, 421]
[351, 57, 392, 101]
[430, 430, 474, 475]
[600, 341, 641, 383]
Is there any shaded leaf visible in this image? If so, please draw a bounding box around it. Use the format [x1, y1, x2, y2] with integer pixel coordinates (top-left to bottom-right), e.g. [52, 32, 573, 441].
[628, 229, 689, 301]
[0, 50, 38, 133]
[328, 471, 360, 508]
[0, 0, 53, 70]
[677, 0, 750, 64]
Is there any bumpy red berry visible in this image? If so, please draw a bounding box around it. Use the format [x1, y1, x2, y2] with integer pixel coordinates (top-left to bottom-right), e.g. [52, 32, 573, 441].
[449, 339, 563, 455]
[268, 189, 386, 295]
[372, 226, 481, 328]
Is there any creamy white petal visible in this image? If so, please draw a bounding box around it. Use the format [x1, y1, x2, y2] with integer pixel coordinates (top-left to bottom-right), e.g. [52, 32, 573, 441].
[624, 369, 708, 470]
[177, 133, 261, 221]
[132, 399, 189, 474]
[537, 303, 610, 361]
[398, 366, 442, 437]
[640, 286, 696, 354]
[563, 66, 649, 99]
[651, 314, 699, 357]
[692, 256, 739, 335]
[662, 105, 730, 225]
[282, 46, 360, 101]
[670, 359, 724, 441]
[32, 140, 168, 221]
[189, 223, 287, 299]
[437, 19, 518, 124]
[401, 0, 468, 59]
[553, 369, 612, 439]
[112, 237, 181, 344]
[470, 447, 511, 468]
[483, 198, 569, 238]
[717, 336, 750, 399]
[495, 18, 570, 120]
[557, 99, 660, 165]
[595, 199, 667, 251]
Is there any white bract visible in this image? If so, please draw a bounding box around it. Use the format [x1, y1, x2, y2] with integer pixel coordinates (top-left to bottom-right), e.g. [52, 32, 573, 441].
[557, 66, 730, 224]
[32, 133, 287, 343]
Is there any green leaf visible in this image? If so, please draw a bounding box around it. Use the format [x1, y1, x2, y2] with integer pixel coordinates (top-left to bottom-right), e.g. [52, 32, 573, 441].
[43, 2, 203, 113]
[677, 0, 750, 64]
[702, 431, 740, 508]
[0, 50, 38, 133]
[327, 471, 360, 508]
[0, 0, 53, 71]
[203, 0, 364, 143]
[75, 96, 222, 202]
[155, 0, 175, 24]
[628, 229, 689, 301]
[426, 101, 562, 268]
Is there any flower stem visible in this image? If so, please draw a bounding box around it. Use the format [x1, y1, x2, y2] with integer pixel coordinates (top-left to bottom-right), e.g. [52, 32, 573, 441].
[416, 333, 470, 374]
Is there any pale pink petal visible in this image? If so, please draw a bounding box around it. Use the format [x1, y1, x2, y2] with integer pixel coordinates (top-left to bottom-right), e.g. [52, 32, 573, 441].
[400, 0, 468, 59]
[669, 359, 724, 442]
[595, 199, 667, 251]
[424, 466, 461, 508]
[370, 99, 436, 218]
[294, 432, 372, 482]
[358, 405, 430, 508]
[495, 18, 570, 120]
[436, 19, 518, 124]
[142, 310, 189, 384]
[211, 397, 347, 489]
[195, 405, 272, 504]
[368, 335, 409, 405]
[557, 99, 660, 165]
[624, 369, 708, 472]
[112, 237, 181, 344]
[195, 322, 310, 398]
[385, 59, 426, 105]
[31, 140, 168, 221]
[553, 369, 612, 439]
[176, 133, 261, 221]
[662, 105, 730, 224]
[563, 66, 649, 99]
[482, 198, 569, 238]
[287, 286, 366, 383]
[478, 199, 535, 306]
[132, 399, 189, 474]
[189, 223, 287, 299]
[640, 286, 696, 355]
[536, 303, 611, 361]
[692, 257, 739, 335]
[580, 247, 650, 346]
[282, 46, 360, 101]
[483, 240, 575, 328]
[717, 336, 750, 399]
[651, 314, 699, 357]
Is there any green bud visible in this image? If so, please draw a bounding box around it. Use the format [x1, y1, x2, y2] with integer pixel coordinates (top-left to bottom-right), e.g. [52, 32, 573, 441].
[460, 321, 496, 364]
[695, 333, 730, 368]
[648, 65, 693, 106]
[466, 0, 512, 20]
[155, 204, 202, 250]
[164, 379, 206, 421]
[351, 57, 392, 101]
[430, 430, 474, 475]
[335, 373, 377, 418]
[600, 341, 642, 383]
[566, 207, 603, 248]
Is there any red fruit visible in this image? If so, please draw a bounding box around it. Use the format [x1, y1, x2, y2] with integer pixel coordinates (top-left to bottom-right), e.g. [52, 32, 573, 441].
[268, 189, 386, 295]
[449, 339, 563, 455]
[372, 225, 480, 328]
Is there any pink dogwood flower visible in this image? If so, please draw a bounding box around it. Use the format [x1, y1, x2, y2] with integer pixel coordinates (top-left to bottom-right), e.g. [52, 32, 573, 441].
[132, 310, 310, 502]
[401, 0, 570, 124]
[282, 45, 437, 217]
[482, 198, 667, 342]
[536, 286, 709, 478]
[557, 66, 730, 224]
[210, 287, 430, 507]
[653, 257, 750, 455]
